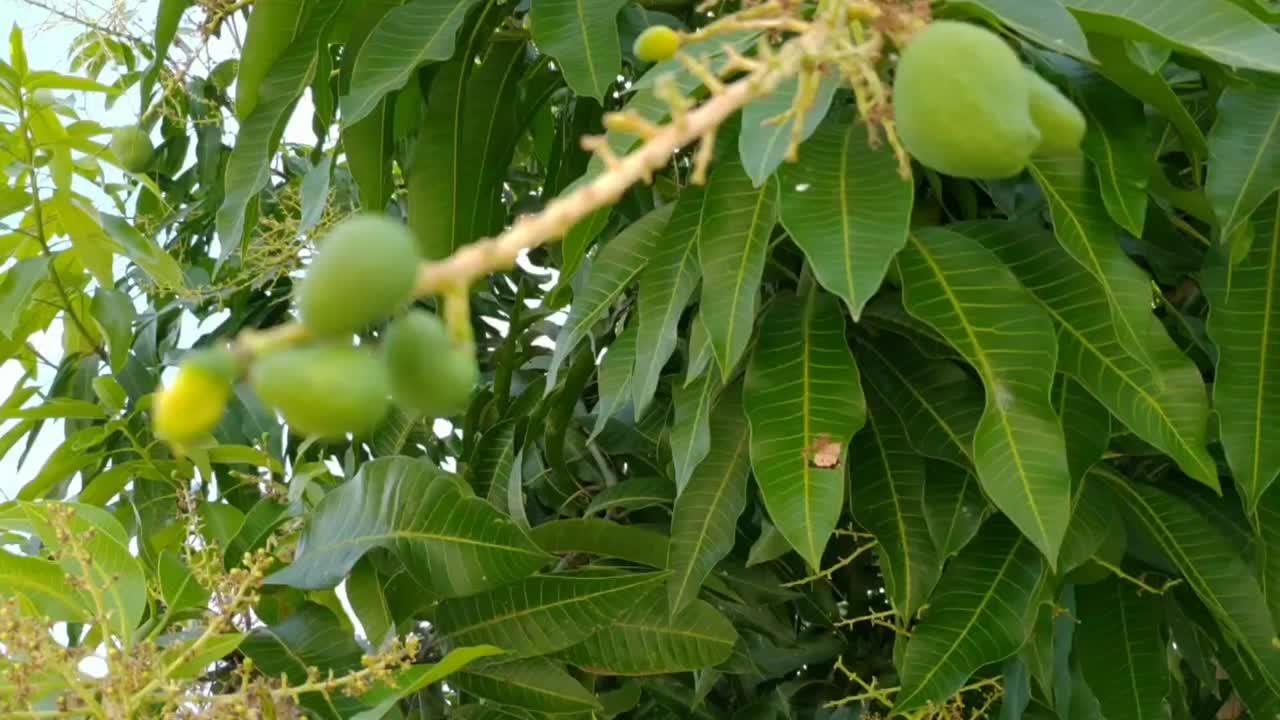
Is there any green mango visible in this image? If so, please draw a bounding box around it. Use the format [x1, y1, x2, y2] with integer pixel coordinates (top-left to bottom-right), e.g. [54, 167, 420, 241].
[383, 310, 478, 417]
[111, 126, 155, 174]
[251, 345, 390, 438]
[1026, 69, 1087, 155]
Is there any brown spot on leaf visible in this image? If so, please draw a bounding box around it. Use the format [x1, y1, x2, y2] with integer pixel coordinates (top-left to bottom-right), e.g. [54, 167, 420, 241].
[807, 434, 843, 469]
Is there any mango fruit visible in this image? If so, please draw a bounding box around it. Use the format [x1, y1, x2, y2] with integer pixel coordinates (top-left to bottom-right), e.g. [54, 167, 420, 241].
[251, 345, 390, 438]
[153, 347, 237, 446]
[296, 215, 420, 337]
[634, 26, 681, 63]
[893, 21, 1041, 179]
[111, 126, 155, 174]
[1025, 69, 1087, 155]
[383, 310, 478, 417]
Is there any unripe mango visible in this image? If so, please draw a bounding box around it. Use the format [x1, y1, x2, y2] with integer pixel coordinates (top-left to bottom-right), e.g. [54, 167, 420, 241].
[296, 215, 420, 337]
[111, 126, 155, 174]
[1025, 70, 1086, 155]
[634, 26, 680, 63]
[383, 310, 478, 417]
[893, 21, 1040, 179]
[251, 345, 390, 437]
[153, 347, 237, 446]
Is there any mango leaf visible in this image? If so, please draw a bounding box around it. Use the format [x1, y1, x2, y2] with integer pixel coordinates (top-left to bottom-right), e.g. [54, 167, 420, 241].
[139, 0, 191, 109]
[433, 571, 665, 657]
[698, 158, 778, 379]
[98, 215, 185, 290]
[950, 0, 1093, 60]
[558, 587, 737, 675]
[162, 633, 245, 680]
[0, 257, 49, 338]
[351, 645, 504, 720]
[530, 518, 669, 569]
[1208, 76, 1280, 246]
[1063, 0, 1280, 74]
[923, 460, 989, 559]
[899, 227, 1072, 563]
[669, 384, 751, 616]
[548, 205, 673, 387]
[217, 0, 343, 252]
[1075, 577, 1170, 719]
[592, 320, 638, 439]
[241, 603, 367, 720]
[669, 370, 720, 494]
[850, 384, 942, 621]
[0, 551, 89, 622]
[738, 72, 839, 187]
[745, 291, 866, 570]
[966, 220, 1218, 490]
[267, 456, 549, 596]
[158, 550, 209, 616]
[1029, 153, 1162, 369]
[855, 335, 983, 471]
[1099, 468, 1280, 697]
[454, 658, 600, 714]
[1056, 376, 1111, 484]
[530, 0, 628, 100]
[338, 0, 401, 209]
[341, 0, 487, 125]
[894, 518, 1049, 713]
[1203, 198, 1280, 510]
[1057, 458, 1122, 573]
[633, 186, 705, 416]
[585, 477, 675, 516]
[345, 556, 394, 647]
[779, 112, 913, 320]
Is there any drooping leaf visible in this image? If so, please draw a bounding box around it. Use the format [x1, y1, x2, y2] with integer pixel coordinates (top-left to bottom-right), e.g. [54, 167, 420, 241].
[738, 72, 839, 188]
[433, 570, 666, 657]
[850, 384, 942, 621]
[558, 587, 738, 675]
[1075, 577, 1170, 719]
[338, 0, 401, 210]
[453, 658, 600, 714]
[1055, 375, 1111, 484]
[698, 158, 778, 379]
[341, 0, 487, 125]
[633, 186, 705, 416]
[1057, 463, 1122, 573]
[965, 220, 1218, 490]
[592, 320, 638, 440]
[668, 384, 751, 616]
[779, 112, 913, 320]
[240, 603, 367, 720]
[585, 477, 675, 516]
[0, 551, 89, 622]
[531, 518, 669, 569]
[529, 0, 629, 100]
[1203, 198, 1280, 510]
[669, 369, 720, 495]
[744, 291, 866, 570]
[267, 457, 549, 596]
[1207, 76, 1280, 243]
[899, 227, 1072, 563]
[352, 645, 505, 720]
[895, 518, 1049, 713]
[922, 460, 990, 559]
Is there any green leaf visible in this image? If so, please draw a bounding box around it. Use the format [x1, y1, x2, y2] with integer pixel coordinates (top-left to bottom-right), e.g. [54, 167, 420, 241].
[855, 336, 983, 471]
[745, 291, 866, 570]
[949, 0, 1093, 60]
[433, 570, 665, 657]
[241, 603, 366, 720]
[1075, 577, 1170, 719]
[1055, 375, 1111, 484]
[779, 113, 913, 320]
[899, 227, 1072, 563]
[558, 587, 738, 675]
[139, 0, 191, 109]
[965, 220, 1219, 490]
[530, 518, 669, 568]
[217, 0, 344, 253]
[529, 0, 629, 100]
[338, 0, 400, 210]
[698, 158, 778, 379]
[585, 477, 674, 515]
[669, 370, 720, 494]
[1049, 59, 1151, 236]
[267, 457, 548, 596]
[0, 551, 89, 622]
[162, 633, 244, 679]
[1208, 76, 1280, 247]
[234, 0, 306, 119]
[592, 320, 638, 440]
[1063, 0, 1280, 74]
[99, 215, 185, 290]
[454, 658, 600, 714]
[1203, 198, 1280, 510]
[1057, 454, 1123, 573]
[0, 257, 49, 338]
[669, 384, 751, 616]
[352, 645, 505, 720]
[158, 550, 209, 615]
[548, 205, 673, 387]
[633, 186, 705, 416]
[1098, 468, 1280, 696]
[90, 288, 135, 373]
[894, 518, 1049, 713]
[346, 556, 394, 647]
[470, 420, 516, 502]
[850, 385, 942, 620]
[739, 72, 839, 187]
[1028, 153, 1161, 369]
[47, 190, 114, 286]
[341, 0, 487, 125]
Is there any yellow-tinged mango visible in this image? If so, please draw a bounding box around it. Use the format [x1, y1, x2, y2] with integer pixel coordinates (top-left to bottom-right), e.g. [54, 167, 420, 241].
[634, 26, 681, 63]
[153, 347, 237, 446]
[296, 215, 420, 337]
[893, 21, 1040, 179]
[250, 345, 390, 438]
[383, 310, 478, 417]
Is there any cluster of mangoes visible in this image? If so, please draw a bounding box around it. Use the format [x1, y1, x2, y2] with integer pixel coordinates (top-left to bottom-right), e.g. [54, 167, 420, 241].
[893, 21, 1086, 179]
[153, 216, 479, 448]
